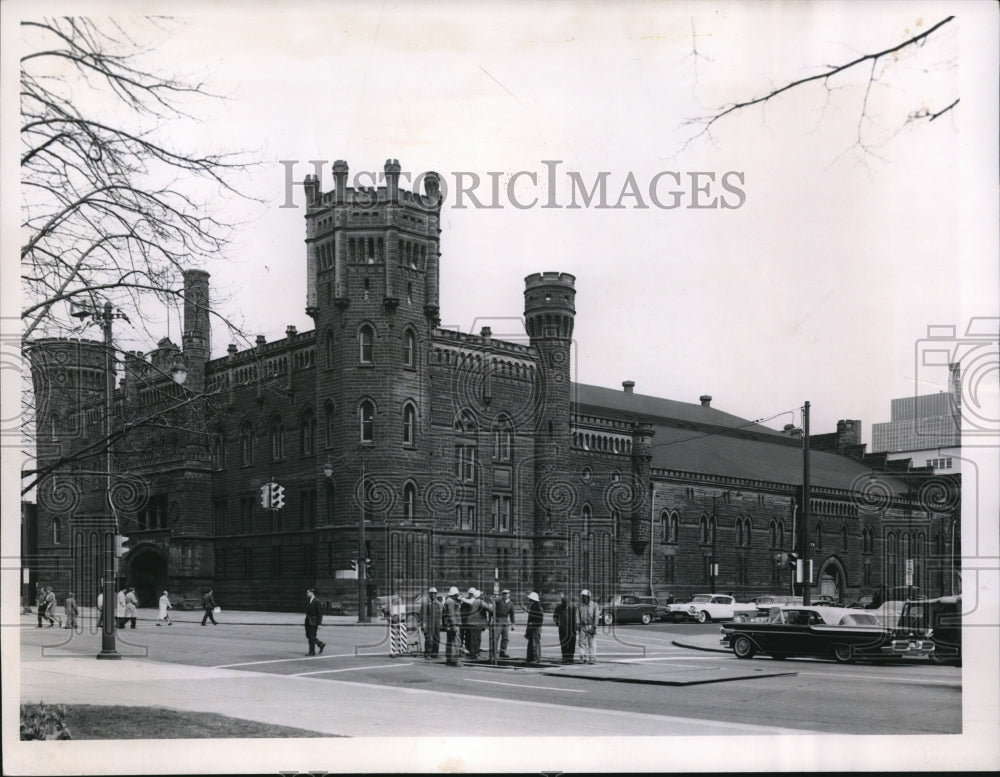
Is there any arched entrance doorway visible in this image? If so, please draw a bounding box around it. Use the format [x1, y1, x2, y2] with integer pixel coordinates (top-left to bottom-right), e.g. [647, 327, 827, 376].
[817, 556, 847, 601]
[125, 545, 168, 608]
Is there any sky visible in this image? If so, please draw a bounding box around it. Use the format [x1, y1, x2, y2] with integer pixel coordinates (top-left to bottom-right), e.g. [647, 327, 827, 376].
[3, 1, 999, 772]
[39, 0, 984, 450]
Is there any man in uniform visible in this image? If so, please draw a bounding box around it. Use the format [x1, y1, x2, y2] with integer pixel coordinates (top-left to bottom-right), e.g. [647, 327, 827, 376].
[442, 586, 462, 666]
[525, 591, 543, 664]
[421, 586, 442, 659]
[492, 589, 515, 659]
[577, 589, 599, 664]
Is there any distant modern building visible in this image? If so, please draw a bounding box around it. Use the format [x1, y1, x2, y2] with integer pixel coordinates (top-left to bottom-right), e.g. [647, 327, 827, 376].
[871, 364, 961, 473]
[25, 160, 955, 613]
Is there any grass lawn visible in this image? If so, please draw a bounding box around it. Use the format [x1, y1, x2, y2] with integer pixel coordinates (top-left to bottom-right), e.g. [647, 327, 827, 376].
[22, 704, 335, 739]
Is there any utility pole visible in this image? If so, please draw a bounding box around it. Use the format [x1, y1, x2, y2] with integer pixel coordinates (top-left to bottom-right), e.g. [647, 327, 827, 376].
[801, 400, 811, 606]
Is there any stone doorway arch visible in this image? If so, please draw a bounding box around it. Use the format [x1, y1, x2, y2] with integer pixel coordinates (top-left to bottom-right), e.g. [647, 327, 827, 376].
[816, 556, 848, 601]
[124, 544, 168, 608]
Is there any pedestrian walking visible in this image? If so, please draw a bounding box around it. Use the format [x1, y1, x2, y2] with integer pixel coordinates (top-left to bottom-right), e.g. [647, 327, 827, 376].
[304, 588, 326, 655]
[421, 587, 442, 659]
[115, 587, 127, 628]
[525, 591, 543, 664]
[459, 588, 473, 657]
[492, 589, 515, 659]
[125, 587, 139, 628]
[63, 591, 78, 629]
[201, 588, 218, 625]
[442, 586, 462, 666]
[96, 590, 104, 627]
[37, 586, 59, 627]
[577, 589, 599, 664]
[157, 591, 173, 626]
[553, 593, 578, 663]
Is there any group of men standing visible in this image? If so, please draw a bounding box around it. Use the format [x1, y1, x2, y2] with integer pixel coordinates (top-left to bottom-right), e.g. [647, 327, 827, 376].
[422, 586, 517, 664]
[417, 586, 599, 666]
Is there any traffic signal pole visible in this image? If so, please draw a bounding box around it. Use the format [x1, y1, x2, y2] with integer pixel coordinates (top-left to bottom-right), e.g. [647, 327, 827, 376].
[97, 303, 121, 659]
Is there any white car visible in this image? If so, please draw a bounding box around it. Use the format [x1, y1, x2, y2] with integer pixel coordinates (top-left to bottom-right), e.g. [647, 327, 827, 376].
[667, 594, 758, 623]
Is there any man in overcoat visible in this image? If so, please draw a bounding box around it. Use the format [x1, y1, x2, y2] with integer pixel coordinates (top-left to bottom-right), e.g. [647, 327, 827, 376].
[304, 588, 326, 656]
[553, 593, 578, 663]
[492, 589, 515, 659]
[525, 591, 544, 664]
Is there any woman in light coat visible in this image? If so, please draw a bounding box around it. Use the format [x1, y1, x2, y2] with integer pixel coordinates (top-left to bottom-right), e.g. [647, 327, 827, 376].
[124, 588, 139, 628]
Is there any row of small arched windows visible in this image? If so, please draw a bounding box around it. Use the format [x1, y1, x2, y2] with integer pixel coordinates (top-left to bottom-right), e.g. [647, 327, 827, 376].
[323, 326, 418, 369]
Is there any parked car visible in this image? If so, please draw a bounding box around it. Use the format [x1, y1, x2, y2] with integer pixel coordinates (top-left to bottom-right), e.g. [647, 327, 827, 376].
[847, 594, 878, 609]
[667, 594, 758, 623]
[899, 595, 962, 666]
[719, 605, 936, 663]
[811, 594, 841, 606]
[751, 595, 803, 616]
[600, 594, 667, 625]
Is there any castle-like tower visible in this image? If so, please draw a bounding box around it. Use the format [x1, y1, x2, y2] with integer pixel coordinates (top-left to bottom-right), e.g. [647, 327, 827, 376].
[523, 272, 576, 602]
[305, 160, 443, 595]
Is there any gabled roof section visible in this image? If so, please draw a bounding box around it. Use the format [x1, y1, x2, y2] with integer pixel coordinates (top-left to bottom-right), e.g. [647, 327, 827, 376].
[573, 382, 909, 494]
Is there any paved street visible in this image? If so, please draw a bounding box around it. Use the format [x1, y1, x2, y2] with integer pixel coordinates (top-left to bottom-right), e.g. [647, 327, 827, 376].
[17, 608, 961, 740]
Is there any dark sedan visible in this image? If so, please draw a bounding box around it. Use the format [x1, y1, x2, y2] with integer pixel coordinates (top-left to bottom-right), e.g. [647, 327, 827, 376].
[719, 606, 935, 663]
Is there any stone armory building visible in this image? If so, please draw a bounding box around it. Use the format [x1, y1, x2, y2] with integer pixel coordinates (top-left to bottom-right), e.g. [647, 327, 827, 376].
[26, 160, 959, 612]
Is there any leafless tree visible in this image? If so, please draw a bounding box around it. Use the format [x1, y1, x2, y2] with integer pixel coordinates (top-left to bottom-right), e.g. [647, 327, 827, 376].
[20, 17, 257, 341]
[684, 16, 958, 155]
[19, 17, 261, 494]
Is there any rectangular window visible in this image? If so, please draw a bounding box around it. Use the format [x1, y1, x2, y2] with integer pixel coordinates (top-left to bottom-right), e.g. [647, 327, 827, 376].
[664, 556, 675, 584]
[455, 444, 477, 482]
[459, 504, 476, 531]
[240, 497, 254, 534]
[213, 500, 227, 536]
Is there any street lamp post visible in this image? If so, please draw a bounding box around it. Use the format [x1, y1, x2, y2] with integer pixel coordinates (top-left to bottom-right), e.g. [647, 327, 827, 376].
[72, 302, 128, 660]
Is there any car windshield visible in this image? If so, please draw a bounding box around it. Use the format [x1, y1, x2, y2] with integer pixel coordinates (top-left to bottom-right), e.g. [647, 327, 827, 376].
[691, 595, 712, 603]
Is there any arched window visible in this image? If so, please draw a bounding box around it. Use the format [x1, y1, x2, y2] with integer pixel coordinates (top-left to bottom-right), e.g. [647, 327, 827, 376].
[359, 324, 374, 364]
[324, 400, 335, 447]
[212, 433, 227, 470]
[660, 510, 670, 542]
[454, 409, 477, 434]
[325, 329, 335, 367]
[841, 523, 849, 548]
[402, 328, 416, 368]
[744, 517, 752, 547]
[670, 511, 680, 543]
[240, 420, 255, 466]
[582, 504, 592, 537]
[736, 517, 745, 547]
[777, 520, 785, 549]
[769, 521, 777, 548]
[815, 522, 823, 551]
[402, 402, 416, 447]
[699, 514, 709, 544]
[403, 482, 416, 522]
[359, 400, 374, 442]
[299, 407, 315, 456]
[52, 517, 63, 545]
[269, 416, 285, 460]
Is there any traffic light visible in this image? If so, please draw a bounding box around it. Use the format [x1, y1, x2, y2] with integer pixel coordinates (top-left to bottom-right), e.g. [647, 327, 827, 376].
[259, 483, 271, 509]
[350, 558, 358, 572]
[365, 557, 373, 574]
[270, 482, 286, 510]
[115, 535, 131, 558]
[786, 552, 799, 569]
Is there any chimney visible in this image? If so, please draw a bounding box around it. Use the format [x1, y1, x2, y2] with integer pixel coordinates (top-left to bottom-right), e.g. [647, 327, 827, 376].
[700, 394, 712, 407]
[622, 380, 635, 394]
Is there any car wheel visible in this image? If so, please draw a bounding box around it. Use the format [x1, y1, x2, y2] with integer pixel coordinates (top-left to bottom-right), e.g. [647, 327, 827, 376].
[640, 613, 652, 625]
[732, 635, 755, 659]
[602, 611, 614, 626]
[833, 645, 854, 664]
[697, 610, 710, 624]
